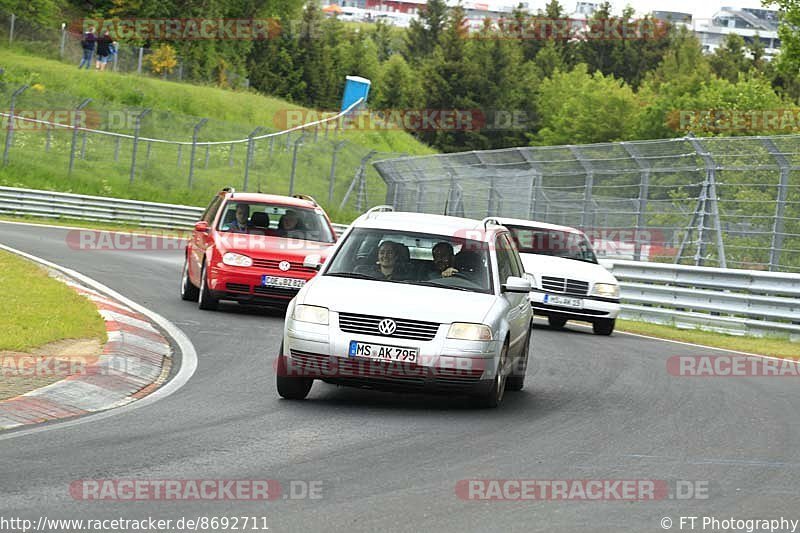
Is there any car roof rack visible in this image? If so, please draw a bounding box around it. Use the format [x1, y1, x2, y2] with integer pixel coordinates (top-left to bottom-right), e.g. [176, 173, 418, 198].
[481, 217, 502, 229]
[364, 205, 394, 219]
[292, 194, 318, 206]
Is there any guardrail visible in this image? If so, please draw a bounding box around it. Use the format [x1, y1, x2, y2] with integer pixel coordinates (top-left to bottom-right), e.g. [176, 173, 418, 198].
[603, 259, 800, 341]
[0, 186, 349, 234]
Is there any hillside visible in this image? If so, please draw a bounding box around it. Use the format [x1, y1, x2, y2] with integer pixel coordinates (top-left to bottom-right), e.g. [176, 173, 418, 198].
[0, 48, 434, 220]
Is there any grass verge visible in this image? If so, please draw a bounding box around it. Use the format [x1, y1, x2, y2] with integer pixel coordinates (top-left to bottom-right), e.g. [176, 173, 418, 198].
[616, 319, 799, 359]
[0, 249, 107, 351]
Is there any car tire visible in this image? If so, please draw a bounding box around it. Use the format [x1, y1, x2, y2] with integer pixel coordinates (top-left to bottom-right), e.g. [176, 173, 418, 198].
[473, 342, 508, 408]
[506, 328, 531, 392]
[180, 258, 199, 302]
[548, 316, 567, 329]
[198, 260, 219, 311]
[593, 318, 615, 336]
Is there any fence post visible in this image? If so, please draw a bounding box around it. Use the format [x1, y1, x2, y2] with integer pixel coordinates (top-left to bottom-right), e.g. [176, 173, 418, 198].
[9, 14, 15, 45]
[137, 47, 144, 74]
[340, 150, 377, 211]
[243, 127, 263, 192]
[763, 138, 790, 272]
[145, 141, 152, 163]
[288, 133, 306, 196]
[59, 23, 67, 58]
[328, 141, 346, 205]
[188, 118, 208, 189]
[686, 135, 726, 268]
[622, 142, 651, 262]
[3, 84, 28, 166]
[114, 137, 121, 161]
[129, 108, 150, 184]
[67, 97, 90, 175]
[569, 146, 594, 230]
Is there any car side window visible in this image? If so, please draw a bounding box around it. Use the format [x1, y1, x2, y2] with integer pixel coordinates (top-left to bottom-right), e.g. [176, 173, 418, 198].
[202, 195, 223, 224]
[502, 234, 523, 278]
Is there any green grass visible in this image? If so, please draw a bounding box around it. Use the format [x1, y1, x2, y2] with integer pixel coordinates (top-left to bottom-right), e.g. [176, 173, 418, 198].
[0, 249, 107, 351]
[616, 319, 800, 359]
[0, 48, 434, 221]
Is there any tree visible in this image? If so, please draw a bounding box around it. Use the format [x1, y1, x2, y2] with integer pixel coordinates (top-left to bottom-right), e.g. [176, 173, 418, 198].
[404, 0, 449, 60]
[533, 63, 640, 145]
[373, 54, 420, 109]
[709, 33, 750, 83]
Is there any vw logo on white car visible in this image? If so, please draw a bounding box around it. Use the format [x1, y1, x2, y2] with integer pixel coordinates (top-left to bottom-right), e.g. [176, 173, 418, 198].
[378, 318, 397, 336]
[279, 261, 291, 271]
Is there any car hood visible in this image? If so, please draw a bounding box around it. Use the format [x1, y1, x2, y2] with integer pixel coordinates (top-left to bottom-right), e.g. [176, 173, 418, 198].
[215, 232, 333, 261]
[520, 253, 618, 284]
[300, 275, 496, 324]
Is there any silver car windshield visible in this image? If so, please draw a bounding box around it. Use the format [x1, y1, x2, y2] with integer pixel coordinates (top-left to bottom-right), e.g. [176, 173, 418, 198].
[506, 225, 598, 264]
[324, 228, 493, 294]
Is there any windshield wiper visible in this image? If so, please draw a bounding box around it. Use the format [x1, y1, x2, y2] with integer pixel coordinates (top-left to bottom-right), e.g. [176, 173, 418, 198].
[423, 280, 473, 292]
[325, 272, 377, 280]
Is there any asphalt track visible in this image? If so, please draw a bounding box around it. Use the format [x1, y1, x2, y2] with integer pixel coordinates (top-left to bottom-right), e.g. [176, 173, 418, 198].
[1, 221, 799, 533]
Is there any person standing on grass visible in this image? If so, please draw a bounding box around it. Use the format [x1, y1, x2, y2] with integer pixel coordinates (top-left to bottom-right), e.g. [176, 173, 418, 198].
[95, 30, 114, 71]
[79, 26, 96, 69]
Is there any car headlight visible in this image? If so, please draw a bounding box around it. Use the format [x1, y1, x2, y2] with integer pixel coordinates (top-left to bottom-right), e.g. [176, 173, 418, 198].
[222, 252, 253, 267]
[447, 323, 493, 341]
[292, 304, 329, 325]
[592, 283, 620, 298]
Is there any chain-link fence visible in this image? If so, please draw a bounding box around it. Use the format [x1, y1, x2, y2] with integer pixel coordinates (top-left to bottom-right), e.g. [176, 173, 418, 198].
[0, 11, 249, 88]
[374, 135, 800, 273]
[0, 80, 403, 219]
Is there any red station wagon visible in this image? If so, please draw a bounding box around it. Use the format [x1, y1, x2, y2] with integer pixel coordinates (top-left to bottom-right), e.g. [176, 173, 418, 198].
[180, 188, 338, 310]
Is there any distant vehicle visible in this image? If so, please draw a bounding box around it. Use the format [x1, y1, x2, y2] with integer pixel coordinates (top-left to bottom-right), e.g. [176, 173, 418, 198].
[492, 218, 621, 335]
[181, 189, 337, 311]
[276, 208, 533, 407]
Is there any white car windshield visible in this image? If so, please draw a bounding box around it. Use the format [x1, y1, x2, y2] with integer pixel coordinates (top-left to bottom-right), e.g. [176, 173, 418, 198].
[506, 225, 598, 264]
[324, 228, 493, 294]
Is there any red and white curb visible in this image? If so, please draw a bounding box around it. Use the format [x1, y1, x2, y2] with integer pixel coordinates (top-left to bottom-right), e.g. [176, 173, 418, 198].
[0, 243, 196, 437]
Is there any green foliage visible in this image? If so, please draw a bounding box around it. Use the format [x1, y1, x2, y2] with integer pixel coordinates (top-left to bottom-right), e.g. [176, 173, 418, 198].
[533, 63, 639, 145]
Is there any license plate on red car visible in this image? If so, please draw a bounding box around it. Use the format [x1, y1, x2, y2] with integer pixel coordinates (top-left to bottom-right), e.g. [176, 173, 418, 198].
[262, 275, 306, 289]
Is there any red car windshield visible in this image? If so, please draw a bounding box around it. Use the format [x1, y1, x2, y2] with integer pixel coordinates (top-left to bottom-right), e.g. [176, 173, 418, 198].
[217, 201, 335, 243]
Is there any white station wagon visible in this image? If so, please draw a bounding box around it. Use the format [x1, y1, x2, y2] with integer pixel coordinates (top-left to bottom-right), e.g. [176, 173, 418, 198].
[276, 207, 533, 407]
[492, 218, 621, 335]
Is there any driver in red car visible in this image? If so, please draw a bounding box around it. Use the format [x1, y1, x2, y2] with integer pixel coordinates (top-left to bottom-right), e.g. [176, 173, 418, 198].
[230, 204, 251, 233]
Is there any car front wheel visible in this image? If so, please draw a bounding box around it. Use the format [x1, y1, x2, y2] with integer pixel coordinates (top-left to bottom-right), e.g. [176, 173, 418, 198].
[198, 261, 219, 311]
[180, 258, 199, 301]
[473, 342, 508, 408]
[593, 318, 615, 336]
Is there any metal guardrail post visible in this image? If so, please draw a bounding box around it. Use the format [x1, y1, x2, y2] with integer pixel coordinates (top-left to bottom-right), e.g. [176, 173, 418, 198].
[763, 138, 790, 272]
[188, 118, 208, 189]
[3, 84, 29, 166]
[687, 135, 726, 268]
[67, 97, 91, 175]
[243, 127, 263, 192]
[9, 13, 15, 45]
[129, 108, 150, 184]
[288, 133, 306, 196]
[328, 141, 347, 205]
[137, 47, 144, 75]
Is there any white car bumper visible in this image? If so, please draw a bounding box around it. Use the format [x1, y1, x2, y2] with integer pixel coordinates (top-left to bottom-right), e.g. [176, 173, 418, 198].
[529, 291, 620, 321]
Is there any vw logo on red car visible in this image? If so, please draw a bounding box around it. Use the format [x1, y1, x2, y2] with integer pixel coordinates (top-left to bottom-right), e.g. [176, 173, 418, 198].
[279, 261, 291, 272]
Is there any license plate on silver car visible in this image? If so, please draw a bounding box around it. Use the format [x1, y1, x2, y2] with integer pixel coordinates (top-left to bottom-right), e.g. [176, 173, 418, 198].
[348, 341, 419, 363]
[544, 294, 583, 309]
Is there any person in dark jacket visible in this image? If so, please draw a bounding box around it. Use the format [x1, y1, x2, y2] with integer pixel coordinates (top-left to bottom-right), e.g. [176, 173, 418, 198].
[78, 27, 96, 69]
[95, 30, 114, 71]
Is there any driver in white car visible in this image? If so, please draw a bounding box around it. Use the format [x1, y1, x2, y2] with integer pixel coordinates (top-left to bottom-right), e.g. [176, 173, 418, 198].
[431, 241, 459, 278]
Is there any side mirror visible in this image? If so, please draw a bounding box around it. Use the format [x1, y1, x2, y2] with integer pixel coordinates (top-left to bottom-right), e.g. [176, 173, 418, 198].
[194, 221, 209, 233]
[303, 254, 323, 271]
[501, 276, 531, 294]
